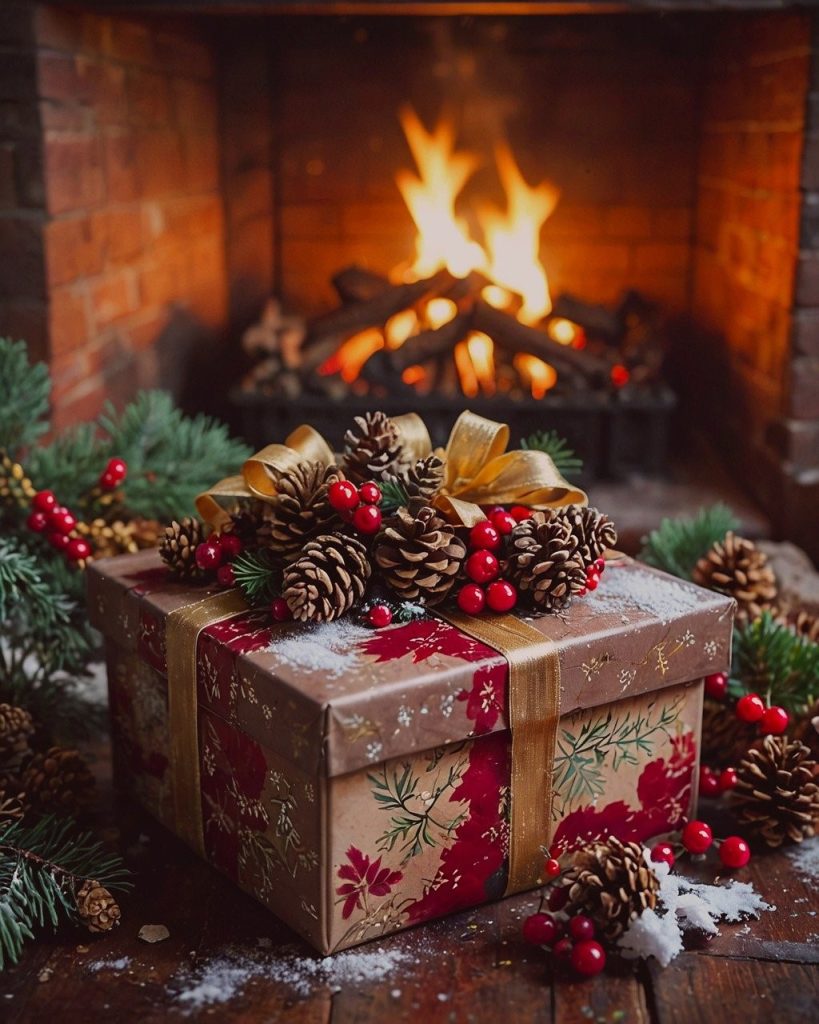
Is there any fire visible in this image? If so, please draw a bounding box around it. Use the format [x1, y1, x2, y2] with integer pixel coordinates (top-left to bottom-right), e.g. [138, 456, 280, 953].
[320, 327, 383, 382]
[513, 353, 558, 399]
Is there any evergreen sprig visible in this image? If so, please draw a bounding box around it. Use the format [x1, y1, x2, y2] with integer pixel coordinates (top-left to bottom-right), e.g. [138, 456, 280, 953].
[638, 504, 740, 581]
[732, 612, 819, 714]
[379, 477, 410, 515]
[0, 815, 130, 968]
[233, 549, 282, 606]
[0, 339, 50, 456]
[520, 430, 583, 478]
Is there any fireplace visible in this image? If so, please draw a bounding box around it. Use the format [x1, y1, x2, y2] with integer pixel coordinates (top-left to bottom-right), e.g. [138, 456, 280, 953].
[1, 2, 818, 557]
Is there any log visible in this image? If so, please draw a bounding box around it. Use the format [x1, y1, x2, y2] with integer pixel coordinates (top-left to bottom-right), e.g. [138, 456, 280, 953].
[389, 311, 473, 372]
[332, 265, 391, 304]
[551, 293, 622, 342]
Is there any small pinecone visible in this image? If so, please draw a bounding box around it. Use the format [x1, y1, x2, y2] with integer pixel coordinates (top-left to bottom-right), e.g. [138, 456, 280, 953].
[21, 746, 95, 817]
[693, 533, 778, 626]
[793, 700, 819, 761]
[76, 880, 121, 934]
[562, 837, 660, 940]
[159, 517, 208, 580]
[283, 534, 371, 623]
[259, 461, 341, 559]
[787, 609, 819, 645]
[0, 450, 35, 509]
[560, 505, 618, 568]
[402, 455, 445, 503]
[506, 510, 586, 612]
[733, 735, 819, 847]
[701, 697, 758, 768]
[373, 501, 466, 605]
[0, 703, 35, 767]
[0, 790, 24, 822]
[342, 411, 407, 484]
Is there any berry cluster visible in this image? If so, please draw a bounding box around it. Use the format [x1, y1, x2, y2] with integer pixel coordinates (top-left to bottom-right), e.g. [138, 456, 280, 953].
[705, 671, 790, 736]
[196, 531, 244, 587]
[98, 456, 128, 492]
[27, 489, 91, 563]
[328, 479, 383, 535]
[650, 819, 751, 870]
[698, 764, 737, 798]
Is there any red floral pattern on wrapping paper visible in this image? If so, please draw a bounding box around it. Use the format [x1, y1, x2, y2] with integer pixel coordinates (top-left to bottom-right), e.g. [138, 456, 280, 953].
[336, 847, 403, 919]
[360, 617, 501, 667]
[197, 610, 277, 719]
[457, 662, 507, 735]
[550, 731, 696, 855]
[406, 732, 511, 924]
[137, 607, 166, 673]
[108, 659, 169, 782]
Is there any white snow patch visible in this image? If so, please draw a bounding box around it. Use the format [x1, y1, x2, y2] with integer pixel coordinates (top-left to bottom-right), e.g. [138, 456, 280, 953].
[586, 567, 707, 624]
[786, 837, 819, 882]
[87, 956, 132, 972]
[267, 619, 371, 676]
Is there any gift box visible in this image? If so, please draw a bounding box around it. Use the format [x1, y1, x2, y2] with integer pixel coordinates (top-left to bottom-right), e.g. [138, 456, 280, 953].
[89, 549, 733, 954]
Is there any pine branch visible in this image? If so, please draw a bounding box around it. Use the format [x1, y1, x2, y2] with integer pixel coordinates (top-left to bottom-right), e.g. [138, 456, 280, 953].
[732, 612, 819, 714]
[233, 549, 282, 606]
[0, 815, 130, 969]
[0, 340, 51, 456]
[379, 478, 410, 515]
[520, 430, 583, 479]
[638, 504, 740, 580]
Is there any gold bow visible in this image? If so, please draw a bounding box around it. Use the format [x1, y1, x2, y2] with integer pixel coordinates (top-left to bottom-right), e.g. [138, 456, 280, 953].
[196, 409, 586, 528]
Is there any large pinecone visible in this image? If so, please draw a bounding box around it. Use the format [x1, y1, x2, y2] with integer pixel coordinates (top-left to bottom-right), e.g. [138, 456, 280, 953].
[693, 533, 777, 626]
[21, 746, 95, 817]
[259, 460, 342, 560]
[506, 511, 586, 612]
[283, 534, 371, 622]
[562, 837, 660, 940]
[701, 697, 758, 769]
[76, 880, 121, 933]
[0, 703, 34, 768]
[342, 411, 407, 484]
[373, 501, 466, 605]
[561, 505, 618, 568]
[733, 735, 819, 847]
[159, 517, 208, 580]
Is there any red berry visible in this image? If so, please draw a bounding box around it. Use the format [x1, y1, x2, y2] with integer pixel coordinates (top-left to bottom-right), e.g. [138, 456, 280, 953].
[736, 693, 765, 723]
[270, 597, 292, 622]
[490, 510, 516, 535]
[552, 937, 573, 962]
[759, 705, 789, 735]
[48, 507, 76, 535]
[570, 939, 606, 977]
[699, 766, 720, 798]
[466, 549, 499, 584]
[99, 470, 118, 491]
[718, 767, 738, 793]
[510, 505, 532, 522]
[469, 520, 501, 551]
[217, 563, 236, 587]
[328, 479, 359, 512]
[359, 481, 382, 505]
[352, 503, 382, 534]
[584, 570, 600, 592]
[522, 912, 560, 946]
[650, 842, 676, 868]
[548, 886, 568, 912]
[576, 586, 588, 597]
[544, 857, 561, 879]
[486, 579, 517, 613]
[719, 835, 751, 869]
[367, 604, 393, 628]
[32, 490, 57, 513]
[219, 533, 243, 559]
[457, 583, 485, 615]
[66, 537, 92, 562]
[704, 672, 728, 701]
[682, 820, 713, 854]
[593, 558, 606, 574]
[106, 457, 128, 482]
[195, 540, 222, 570]
[568, 915, 595, 941]
[48, 530, 70, 552]
[27, 511, 48, 533]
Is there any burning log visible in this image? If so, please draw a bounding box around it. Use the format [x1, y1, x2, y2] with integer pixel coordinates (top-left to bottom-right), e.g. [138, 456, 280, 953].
[388, 312, 473, 372]
[332, 265, 391, 304]
[551, 293, 622, 343]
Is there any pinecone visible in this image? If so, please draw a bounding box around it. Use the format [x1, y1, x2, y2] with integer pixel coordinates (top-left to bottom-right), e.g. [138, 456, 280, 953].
[75, 880, 121, 933]
[562, 837, 660, 940]
[0, 703, 35, 768]
[372, 501, 466, 605]
[793, 700, 819, 761]
[700, 697, 758, 768]
[259, 460, 341, 560]
[401, 455, 445, 503]
[733, 735, 819, 847]
[505, 510, 586, 612]
[283, 534, 371, 622]
[693, 533, 778, 626]
[21, 746, 95, 817]
[159, 517, 208, 580]
[560, 505, 618, 568]
[787, 608, 819, 645]
[0, 450, 35, 509]
[0, 790, 24, 822]
[342, 411, 407, 484]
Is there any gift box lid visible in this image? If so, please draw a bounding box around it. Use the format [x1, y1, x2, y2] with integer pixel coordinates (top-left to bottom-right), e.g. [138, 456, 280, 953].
[88, 551, 734, 778]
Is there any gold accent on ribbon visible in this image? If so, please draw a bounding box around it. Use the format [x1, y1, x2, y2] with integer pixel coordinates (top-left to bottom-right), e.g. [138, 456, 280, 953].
[437, 608, 560, 895]
[165, 589, 248, 856]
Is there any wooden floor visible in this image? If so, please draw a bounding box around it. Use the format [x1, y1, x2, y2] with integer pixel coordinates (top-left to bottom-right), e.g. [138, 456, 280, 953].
[1, 742, 818, 1024]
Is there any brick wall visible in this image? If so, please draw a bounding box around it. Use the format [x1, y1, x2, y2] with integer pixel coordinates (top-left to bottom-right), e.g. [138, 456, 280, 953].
[33, 5, 228, 428]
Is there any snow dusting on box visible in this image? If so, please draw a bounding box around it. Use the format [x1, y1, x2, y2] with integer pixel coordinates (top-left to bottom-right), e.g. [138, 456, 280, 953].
[87, 956, 132, 972]
[587, 567, 708, 624]
[787, 837, 819, 882]
[267, 619, 371, 676]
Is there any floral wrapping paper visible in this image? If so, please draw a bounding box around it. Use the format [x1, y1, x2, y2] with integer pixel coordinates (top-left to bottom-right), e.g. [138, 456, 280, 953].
[90, 551, 733, 953]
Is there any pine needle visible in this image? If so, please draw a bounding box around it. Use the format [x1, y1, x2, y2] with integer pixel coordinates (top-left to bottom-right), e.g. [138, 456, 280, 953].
[232, 549, 282, 606]
[0, 339, 50, 455]
[520, 430, 583, 479]
[732, 612, 819, 713]
[638, 504, 740, 581]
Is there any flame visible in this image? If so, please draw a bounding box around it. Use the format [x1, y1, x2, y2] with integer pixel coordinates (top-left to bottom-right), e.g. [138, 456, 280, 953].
[402, 365, 427, 387]
[321, 327, 383, 383]
[425, 297, 458, 329]
[467, 331, 496, 397]
[454, 340, 479, 398]
[547, 317, 578, 346]
[385, 309, 418, 349]
[514, 353, 558, 399]
[481, 284, 513, 310]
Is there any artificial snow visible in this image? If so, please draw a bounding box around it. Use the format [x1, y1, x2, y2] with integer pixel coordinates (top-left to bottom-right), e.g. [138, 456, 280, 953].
[586, 567, 707, 624]
[786, 836, 819, 882]
[617, 858, 772, 967]
[87, 956, 132, 973]
[267, 619, 371, 677]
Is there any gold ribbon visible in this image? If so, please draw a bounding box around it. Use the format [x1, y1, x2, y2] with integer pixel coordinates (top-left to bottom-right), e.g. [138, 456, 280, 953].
[196, 409, 586, 529]
[165, 589, 248, 856]
[438, 609, 560, 895]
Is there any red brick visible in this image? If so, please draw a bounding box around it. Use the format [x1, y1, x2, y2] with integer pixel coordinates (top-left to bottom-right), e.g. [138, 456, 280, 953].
[90, 270, 138, 328]
[633, 242, 690, 275]
[225, 167, 273, 227]
[134, 130, 185, 198]
[92, 207, 143, 263]
[106, 19, 154, 66]
[52, 384, 106, 432]
[127, 68, 170, 127]
[181, 131, 219, 193]
[126, 310, 169, 352]
[44, 134, 104, 215]
[44, 215, 104, 287]
[34, 7, 86, 53]
[39, 98, 87, 133]
[137, 253, 187, 309]
[604, 206, 652, 239]
[171, 79, 216, 135]
[653, 208, 692, 240]
[48, 284, 90, 358]
[102, 131, 138, 203]
[37, 52, 91, 104]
